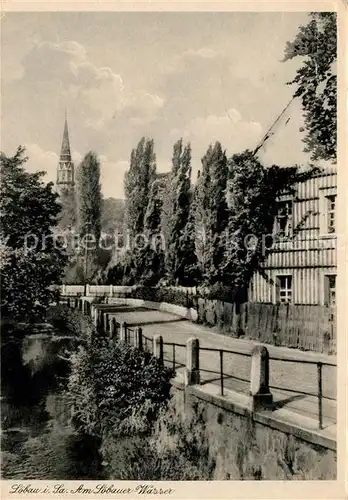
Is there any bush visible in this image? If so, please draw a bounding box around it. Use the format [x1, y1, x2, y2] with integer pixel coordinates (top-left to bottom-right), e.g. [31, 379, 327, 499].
[131, 286, 195, 309]
[46, 305, 94, 340]
[66, 337, 173, 439]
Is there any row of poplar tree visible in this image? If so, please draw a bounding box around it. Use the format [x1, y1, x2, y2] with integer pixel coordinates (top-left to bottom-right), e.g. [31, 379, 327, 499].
[107, 136, 313, 297]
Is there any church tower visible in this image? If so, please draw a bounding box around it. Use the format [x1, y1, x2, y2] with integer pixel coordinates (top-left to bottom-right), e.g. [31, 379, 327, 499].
[56, 111, 74, 194]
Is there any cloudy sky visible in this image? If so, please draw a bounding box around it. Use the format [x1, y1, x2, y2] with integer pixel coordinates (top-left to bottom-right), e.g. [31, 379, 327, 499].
[2, 11, 314, 198]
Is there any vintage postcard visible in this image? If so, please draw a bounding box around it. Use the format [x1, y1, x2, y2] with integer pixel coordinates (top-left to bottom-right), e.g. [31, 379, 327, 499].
[0, 1, 346, 499]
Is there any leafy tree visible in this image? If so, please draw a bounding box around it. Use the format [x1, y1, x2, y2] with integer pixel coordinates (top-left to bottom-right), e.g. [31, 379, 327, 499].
[57, 187, 77, 231]
[124, 138, 156, 239]
[67, 337, 173, 439]
[160, 177, 175, 265]
[75, 151, 102, 281]
[138, 177, 166, 285]
[0, 146, 66, 322]
[144, 178, 164, 238]
[165, 140, 198, 285]
[101, 197, 125, 233]
[283, 12, 337, 162]
[121, 138, 158, 285]
[201, 142, 228, 284]
[193, 149, 211, 278]
[222, 150, 317, 301]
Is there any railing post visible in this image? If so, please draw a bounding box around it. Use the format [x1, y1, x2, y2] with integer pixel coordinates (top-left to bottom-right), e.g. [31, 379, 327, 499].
[86, 284, 90, 296]
[317, 362, 323, 430]
[120, 322, 127, 343]
[105, 313, 110, 335]
[220, 350, 224, 396]
[153, 335, 164, 364]
[93, 308, 98, 329]
[111, 318, 117, 340]
[109, 284, 113, 298]
[185, 338, 200, 386]
[250, 345, 273, 411]
[99, 311, 105, 333]
[136, 327, 143, 351]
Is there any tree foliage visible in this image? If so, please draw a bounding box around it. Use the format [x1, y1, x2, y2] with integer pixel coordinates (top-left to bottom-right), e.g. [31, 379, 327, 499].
[122, 137, 160, 285]
[0, 146, 66, 321]
[57, 187, 77, 231]
[124, 137, 156, 239]
[164, 139, 198, 285]
[101, 197, 125, 233]
[75, 151, 102, 281]
[67, 337, 173, 439]
[76, 151, 102, 241]
[222, 150, 317, 300]
[284, 12, 337, 162]
[106, 137, 320, 297]
[194, 142, 228, 284]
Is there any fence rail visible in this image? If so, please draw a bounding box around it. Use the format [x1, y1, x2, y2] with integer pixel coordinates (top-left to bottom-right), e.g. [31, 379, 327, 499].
[58, 285, 336, 354]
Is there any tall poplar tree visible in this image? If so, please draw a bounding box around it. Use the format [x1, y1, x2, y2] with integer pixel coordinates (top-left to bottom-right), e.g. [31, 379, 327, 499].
[165, 139, 198, 285]
[205, 142, 228, 284]
[76, 151, 102, 280]
[194, 143, 228, 283]
[193, 146, 211, 279]
[124, 137, 156, 239]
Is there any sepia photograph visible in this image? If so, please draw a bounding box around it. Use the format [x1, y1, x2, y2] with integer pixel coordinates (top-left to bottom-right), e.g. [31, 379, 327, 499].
[0, 3, 345, 493]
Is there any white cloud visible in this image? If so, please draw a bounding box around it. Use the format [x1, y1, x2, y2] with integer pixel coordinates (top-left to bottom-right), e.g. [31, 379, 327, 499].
[100, 160, 129, 199]
[184, 47, 221, 59]
[72, 151, 83, 165]
[20, 40, 164, 131]
[24, 143, 58, 184]
[176, 108, 262, 154]
[127, 92, 165, 126]
[256, 97, 312, 168]
[164, 46, 222, 74]
[24, 144, 124, 198]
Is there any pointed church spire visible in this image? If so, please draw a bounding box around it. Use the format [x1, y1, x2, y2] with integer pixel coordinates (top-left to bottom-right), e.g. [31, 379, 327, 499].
[57, 111, 74, 192]
[60, 110, 71, 161]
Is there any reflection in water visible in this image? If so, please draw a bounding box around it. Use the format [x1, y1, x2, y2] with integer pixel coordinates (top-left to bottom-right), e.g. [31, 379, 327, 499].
[1, 328, 105, 480]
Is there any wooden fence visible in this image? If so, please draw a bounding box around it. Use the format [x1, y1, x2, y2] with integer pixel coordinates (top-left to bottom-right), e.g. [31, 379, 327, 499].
[58, 285, 336, 354]
[197, 299, 336, 354]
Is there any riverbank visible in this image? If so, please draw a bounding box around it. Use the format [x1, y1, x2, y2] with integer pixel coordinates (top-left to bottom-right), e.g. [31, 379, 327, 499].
[1, 308, 104, 480]
[1, 305, 337, 481]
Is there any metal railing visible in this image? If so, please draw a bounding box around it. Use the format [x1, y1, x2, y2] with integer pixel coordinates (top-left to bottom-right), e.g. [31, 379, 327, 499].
[162, 341, 186, 371]
[199, 346, 251, 398]
[66, 298, 336, 430]
[142, 334, 153, 353]
[268, 354, 336, 430]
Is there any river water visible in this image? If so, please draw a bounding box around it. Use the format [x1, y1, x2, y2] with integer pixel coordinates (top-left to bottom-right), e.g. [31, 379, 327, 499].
[1, 323, 105, 480]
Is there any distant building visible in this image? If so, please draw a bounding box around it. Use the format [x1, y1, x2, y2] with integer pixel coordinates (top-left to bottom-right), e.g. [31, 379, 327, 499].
[56, 112, 75, 195]
[56, 113, 77, 231]
[249, 168, 337, 306]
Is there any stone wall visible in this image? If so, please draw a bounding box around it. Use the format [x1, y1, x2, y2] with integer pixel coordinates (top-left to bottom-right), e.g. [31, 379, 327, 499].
[170, 381, 336, 480]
